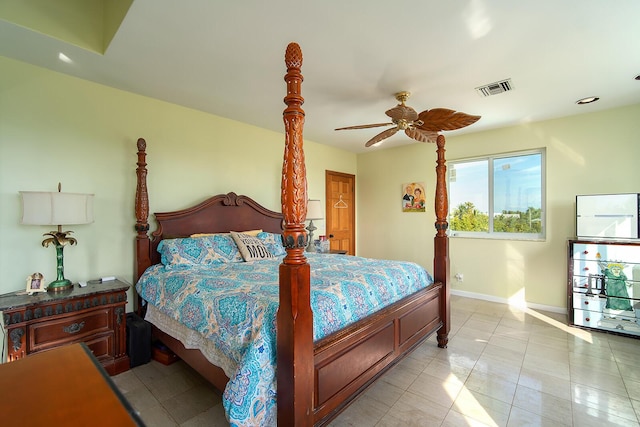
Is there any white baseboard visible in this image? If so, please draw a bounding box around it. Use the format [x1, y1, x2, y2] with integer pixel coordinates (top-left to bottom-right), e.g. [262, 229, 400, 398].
[451, 289, 567, 315]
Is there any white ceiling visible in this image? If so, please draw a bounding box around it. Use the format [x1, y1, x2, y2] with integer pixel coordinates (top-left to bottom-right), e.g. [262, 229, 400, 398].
[1, 0, 639, 153]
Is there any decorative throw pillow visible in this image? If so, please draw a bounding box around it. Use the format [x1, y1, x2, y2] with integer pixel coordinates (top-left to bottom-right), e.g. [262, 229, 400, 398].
[230, 231, 275, 261]
[208, 234, 244, 263]
[158, 234, 243, 268]
[158, 237, 209, 268]
[256, 232, 286, 256]
[238, 229, 263, 237]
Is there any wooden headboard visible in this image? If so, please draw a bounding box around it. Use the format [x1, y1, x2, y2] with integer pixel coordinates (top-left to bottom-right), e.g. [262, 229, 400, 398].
[134, 141, 283, 281]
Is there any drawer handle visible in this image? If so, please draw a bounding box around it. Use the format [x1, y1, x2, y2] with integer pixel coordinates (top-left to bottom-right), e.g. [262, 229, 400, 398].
[584, 267, 589, 271]
[585, 317, 590, 321]
[63, 321, 85, 334]
[584, 301, 589, 305]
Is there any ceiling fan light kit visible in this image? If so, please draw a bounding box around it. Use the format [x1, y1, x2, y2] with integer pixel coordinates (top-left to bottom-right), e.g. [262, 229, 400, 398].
[335, 91, 480, 148]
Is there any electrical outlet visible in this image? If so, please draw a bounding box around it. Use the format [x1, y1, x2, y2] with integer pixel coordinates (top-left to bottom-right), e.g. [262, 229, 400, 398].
[455, 273, 464, 282]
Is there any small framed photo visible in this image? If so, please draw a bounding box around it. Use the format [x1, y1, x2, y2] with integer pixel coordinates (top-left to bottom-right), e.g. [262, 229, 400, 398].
[26, 272, 46, 295]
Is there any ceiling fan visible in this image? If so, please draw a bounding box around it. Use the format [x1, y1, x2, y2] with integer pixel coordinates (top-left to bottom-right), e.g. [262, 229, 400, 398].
[335, 91, 481, 147]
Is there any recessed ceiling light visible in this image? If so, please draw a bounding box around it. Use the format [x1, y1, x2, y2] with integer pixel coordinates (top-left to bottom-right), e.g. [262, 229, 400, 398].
[58, 52, 73, 64]
[576, 96, 599, 105]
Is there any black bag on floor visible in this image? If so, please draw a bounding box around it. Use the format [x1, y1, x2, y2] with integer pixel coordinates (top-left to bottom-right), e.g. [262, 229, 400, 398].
[126, 312, 151, 368]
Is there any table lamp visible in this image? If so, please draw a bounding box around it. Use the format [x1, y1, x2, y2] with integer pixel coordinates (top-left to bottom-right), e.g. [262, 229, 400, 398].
[20, 184, 94, 292]
[305, 199, 323, 252]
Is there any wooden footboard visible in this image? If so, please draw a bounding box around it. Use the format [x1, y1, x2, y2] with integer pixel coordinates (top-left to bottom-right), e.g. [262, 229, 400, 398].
[313, 283, 442, 425]
[145, 282, 443, 426]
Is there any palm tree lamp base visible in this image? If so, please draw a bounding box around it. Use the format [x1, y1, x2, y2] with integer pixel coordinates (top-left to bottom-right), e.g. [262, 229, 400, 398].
[43, 230, 77, 293]
[47, 279, 73, 292]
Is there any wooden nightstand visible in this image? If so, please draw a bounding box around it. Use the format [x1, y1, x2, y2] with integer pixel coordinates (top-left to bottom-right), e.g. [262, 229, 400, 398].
[0, 279, 130, 375]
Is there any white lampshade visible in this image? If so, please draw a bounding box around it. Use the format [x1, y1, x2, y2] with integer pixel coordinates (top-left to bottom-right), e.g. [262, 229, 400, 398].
[20, 191, 94, 225]
[306, 199, 323, 221]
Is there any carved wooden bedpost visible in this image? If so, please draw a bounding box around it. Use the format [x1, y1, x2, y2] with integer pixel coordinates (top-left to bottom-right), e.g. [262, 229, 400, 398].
[134, 138, 151, 312]
[277, 42, 314, 426]
[434, 134, 450, 348]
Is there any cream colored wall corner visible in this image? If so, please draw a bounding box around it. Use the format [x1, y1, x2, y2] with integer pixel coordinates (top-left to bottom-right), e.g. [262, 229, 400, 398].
[0, 56, 356, 311]
[357, 103, 640, 309]
[355, 143, 438, 269]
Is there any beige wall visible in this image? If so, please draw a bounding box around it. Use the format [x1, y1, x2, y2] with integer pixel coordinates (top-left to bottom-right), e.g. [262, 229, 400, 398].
[0, 56, 356, 309]
[357, 103, 640, 310]
[3, 53, 640, 313]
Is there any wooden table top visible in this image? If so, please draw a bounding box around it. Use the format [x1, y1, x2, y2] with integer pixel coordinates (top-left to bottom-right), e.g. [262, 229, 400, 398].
[0, 343, 143, 426]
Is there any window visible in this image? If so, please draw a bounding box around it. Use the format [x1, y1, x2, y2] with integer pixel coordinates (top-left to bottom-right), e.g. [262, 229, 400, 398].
[448, 149, 545, 240]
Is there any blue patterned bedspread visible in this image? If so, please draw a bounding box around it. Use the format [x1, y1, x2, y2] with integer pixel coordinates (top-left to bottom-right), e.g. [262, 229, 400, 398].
[136, 253, 433, 426]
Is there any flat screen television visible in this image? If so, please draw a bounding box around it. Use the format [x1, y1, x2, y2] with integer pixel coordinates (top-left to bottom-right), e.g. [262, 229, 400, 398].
[576, 193, 640, 239]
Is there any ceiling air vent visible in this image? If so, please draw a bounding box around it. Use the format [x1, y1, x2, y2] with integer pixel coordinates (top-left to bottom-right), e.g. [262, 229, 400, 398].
[476, 79, 513, 97]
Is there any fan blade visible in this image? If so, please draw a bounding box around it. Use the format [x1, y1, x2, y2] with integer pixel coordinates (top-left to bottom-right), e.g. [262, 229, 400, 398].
[335, 122, 394, 130]
[417, 109, 481, 132]
[365, 127, 399, 147]
[405, 128, 439, 143]
[385, 105, 419, 122]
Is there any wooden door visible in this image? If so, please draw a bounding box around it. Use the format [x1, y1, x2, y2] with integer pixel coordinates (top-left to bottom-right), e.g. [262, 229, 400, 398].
[325, 171, 355, 254]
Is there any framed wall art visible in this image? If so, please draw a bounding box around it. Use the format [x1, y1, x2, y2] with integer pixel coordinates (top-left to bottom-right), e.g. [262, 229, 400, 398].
[402, 182, 426, 212]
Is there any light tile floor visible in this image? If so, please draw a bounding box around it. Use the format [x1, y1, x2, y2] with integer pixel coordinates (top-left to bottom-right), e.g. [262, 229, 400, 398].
[113, 295, 640, 426]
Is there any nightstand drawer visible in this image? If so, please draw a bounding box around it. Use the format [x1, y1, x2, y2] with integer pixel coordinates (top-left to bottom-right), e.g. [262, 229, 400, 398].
[29, 308, 111, 351]
[84, 333, 114, 360]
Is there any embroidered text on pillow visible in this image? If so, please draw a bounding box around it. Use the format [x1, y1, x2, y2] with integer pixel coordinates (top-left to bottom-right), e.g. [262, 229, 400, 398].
[230, 231, 275, 261]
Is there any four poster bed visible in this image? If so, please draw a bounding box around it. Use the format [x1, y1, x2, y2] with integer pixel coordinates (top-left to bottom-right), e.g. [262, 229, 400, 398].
[133, 43, 451, 426]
